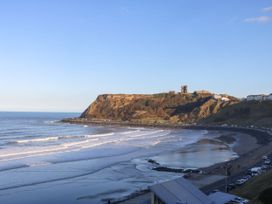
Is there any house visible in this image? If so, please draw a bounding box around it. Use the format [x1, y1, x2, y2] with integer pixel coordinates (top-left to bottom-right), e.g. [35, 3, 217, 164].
[149, 177, 214, 204]
[221, 97, 230, 102]
[246, 95, 265, 101]
[264, 94, 272, 101]
[246, 94, 272, 101]
[212, 95, 230, 102]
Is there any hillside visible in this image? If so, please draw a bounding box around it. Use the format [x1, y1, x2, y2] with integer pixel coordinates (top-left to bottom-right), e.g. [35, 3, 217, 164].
[232, 170, 272, 204]
[80, 92, 239, 125]
[201, 101, 272, 128]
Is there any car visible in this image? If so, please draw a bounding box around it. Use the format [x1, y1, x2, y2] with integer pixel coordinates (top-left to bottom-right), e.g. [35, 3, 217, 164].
[264, 159, 271, 165]
[235, 179, 247, 186]
[251, 172, 260, 176]
[242, 175, 251, 180]
[233, 197, 248, 204]
[229, 197, 249, 204]
[263, 155, 268, 160]
[261, 165, 270, 170]
[250, 167, 262, 176]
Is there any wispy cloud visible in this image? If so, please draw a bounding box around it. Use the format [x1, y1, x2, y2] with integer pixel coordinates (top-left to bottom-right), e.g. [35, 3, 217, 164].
[244, 16, 271, 24]
[262, 6, 272, 13]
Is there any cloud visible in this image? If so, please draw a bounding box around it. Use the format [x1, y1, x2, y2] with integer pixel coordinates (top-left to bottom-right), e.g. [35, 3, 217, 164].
[244, 16, 271, 24]
[262, 6, 272, 13]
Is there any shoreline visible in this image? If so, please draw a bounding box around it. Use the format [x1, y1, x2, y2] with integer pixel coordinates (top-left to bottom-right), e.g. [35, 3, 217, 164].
[116, 132, 272, 204]
[61, 118, 272, 203]
[61, 118, 272, 145]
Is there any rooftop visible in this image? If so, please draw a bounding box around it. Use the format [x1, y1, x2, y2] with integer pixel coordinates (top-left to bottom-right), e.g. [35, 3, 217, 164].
[149, 177, 214, 204]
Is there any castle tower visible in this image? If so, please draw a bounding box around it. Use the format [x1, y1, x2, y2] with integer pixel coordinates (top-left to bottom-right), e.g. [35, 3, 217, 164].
[181, 85, 188, 94]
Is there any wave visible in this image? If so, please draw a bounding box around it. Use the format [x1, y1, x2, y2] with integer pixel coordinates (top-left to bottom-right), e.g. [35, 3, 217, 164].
[120, 130, 141, 135]
[12, 132, 115, 144]
[0, 138, 112, 161]
[84, 132, 114, 138]
[0, 129, 172, 162]
[44, 120, 58, 124]
[16, 137, 59, 144]
[126, 130, 168, 139]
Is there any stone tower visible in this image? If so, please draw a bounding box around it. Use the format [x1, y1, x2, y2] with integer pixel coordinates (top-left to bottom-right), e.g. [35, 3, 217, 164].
[181, 85, 188, 94]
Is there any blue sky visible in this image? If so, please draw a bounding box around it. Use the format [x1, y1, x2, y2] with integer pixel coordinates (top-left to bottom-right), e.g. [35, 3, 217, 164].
[0, 0, 271, 112]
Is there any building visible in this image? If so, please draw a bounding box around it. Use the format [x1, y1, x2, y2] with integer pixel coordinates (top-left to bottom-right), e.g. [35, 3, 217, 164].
[246, 94, 272, 101]
[246, 95, 265, 101]
[208, 192, 248, 204]
[149, 177, 249, 204]
[213, 95, 230, 102]
[264, 94, 272, 101]
[221, 97, 230, 102]
[181, 85, 188, 94]
[149, 177, 214, 204]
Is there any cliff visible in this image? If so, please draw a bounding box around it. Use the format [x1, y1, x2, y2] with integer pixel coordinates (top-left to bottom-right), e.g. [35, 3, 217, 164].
[200, 100, 272, 128]
[80, 92, 239, 125]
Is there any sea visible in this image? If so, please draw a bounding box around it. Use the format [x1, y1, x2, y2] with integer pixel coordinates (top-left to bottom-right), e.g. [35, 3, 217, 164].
[0, 112, 238, 204]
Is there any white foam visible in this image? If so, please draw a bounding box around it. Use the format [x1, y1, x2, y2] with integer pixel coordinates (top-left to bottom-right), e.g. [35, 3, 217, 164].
[16, 137, 59, 144]
[120, 130, 140, 135]
[84, 132, 114, 138]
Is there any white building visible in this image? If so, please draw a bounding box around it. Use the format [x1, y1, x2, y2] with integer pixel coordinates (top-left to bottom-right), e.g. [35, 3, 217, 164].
[247, 94, 272, 101]
[221, 97, 230, 102]
[246, 95, 265, 101]
[213, 95, 230, 102]
[264, 94, 272, 101]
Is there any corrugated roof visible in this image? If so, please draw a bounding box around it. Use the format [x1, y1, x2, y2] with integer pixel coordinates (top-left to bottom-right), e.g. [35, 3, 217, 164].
[208, 192, 237, 204]
[150, 177, 214, 204]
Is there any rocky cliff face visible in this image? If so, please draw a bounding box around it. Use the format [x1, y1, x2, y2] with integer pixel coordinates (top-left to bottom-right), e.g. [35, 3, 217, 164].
[80, 92, 239, 124]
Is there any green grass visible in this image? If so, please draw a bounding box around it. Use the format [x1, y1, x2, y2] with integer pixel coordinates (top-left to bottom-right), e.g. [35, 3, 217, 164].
[232, 170, 272, 204]
[201, 101, 272, 128]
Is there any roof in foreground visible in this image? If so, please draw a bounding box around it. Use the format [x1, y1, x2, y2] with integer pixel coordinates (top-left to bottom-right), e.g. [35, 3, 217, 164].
[149, 177, 214, 204]
[208, 191, 248, 204]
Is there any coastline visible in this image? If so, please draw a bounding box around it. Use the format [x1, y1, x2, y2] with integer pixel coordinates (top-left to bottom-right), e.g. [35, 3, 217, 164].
[116, 130, 265, 204]
[61, 118, 272, 145]
[61, 118, 272, 203]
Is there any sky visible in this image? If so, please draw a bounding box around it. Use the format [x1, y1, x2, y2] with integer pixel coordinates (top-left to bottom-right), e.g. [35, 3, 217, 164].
[0, 0, 271, 112]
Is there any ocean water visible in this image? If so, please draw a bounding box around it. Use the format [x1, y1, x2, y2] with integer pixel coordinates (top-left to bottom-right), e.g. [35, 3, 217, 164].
[0, 112, 237, 204]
